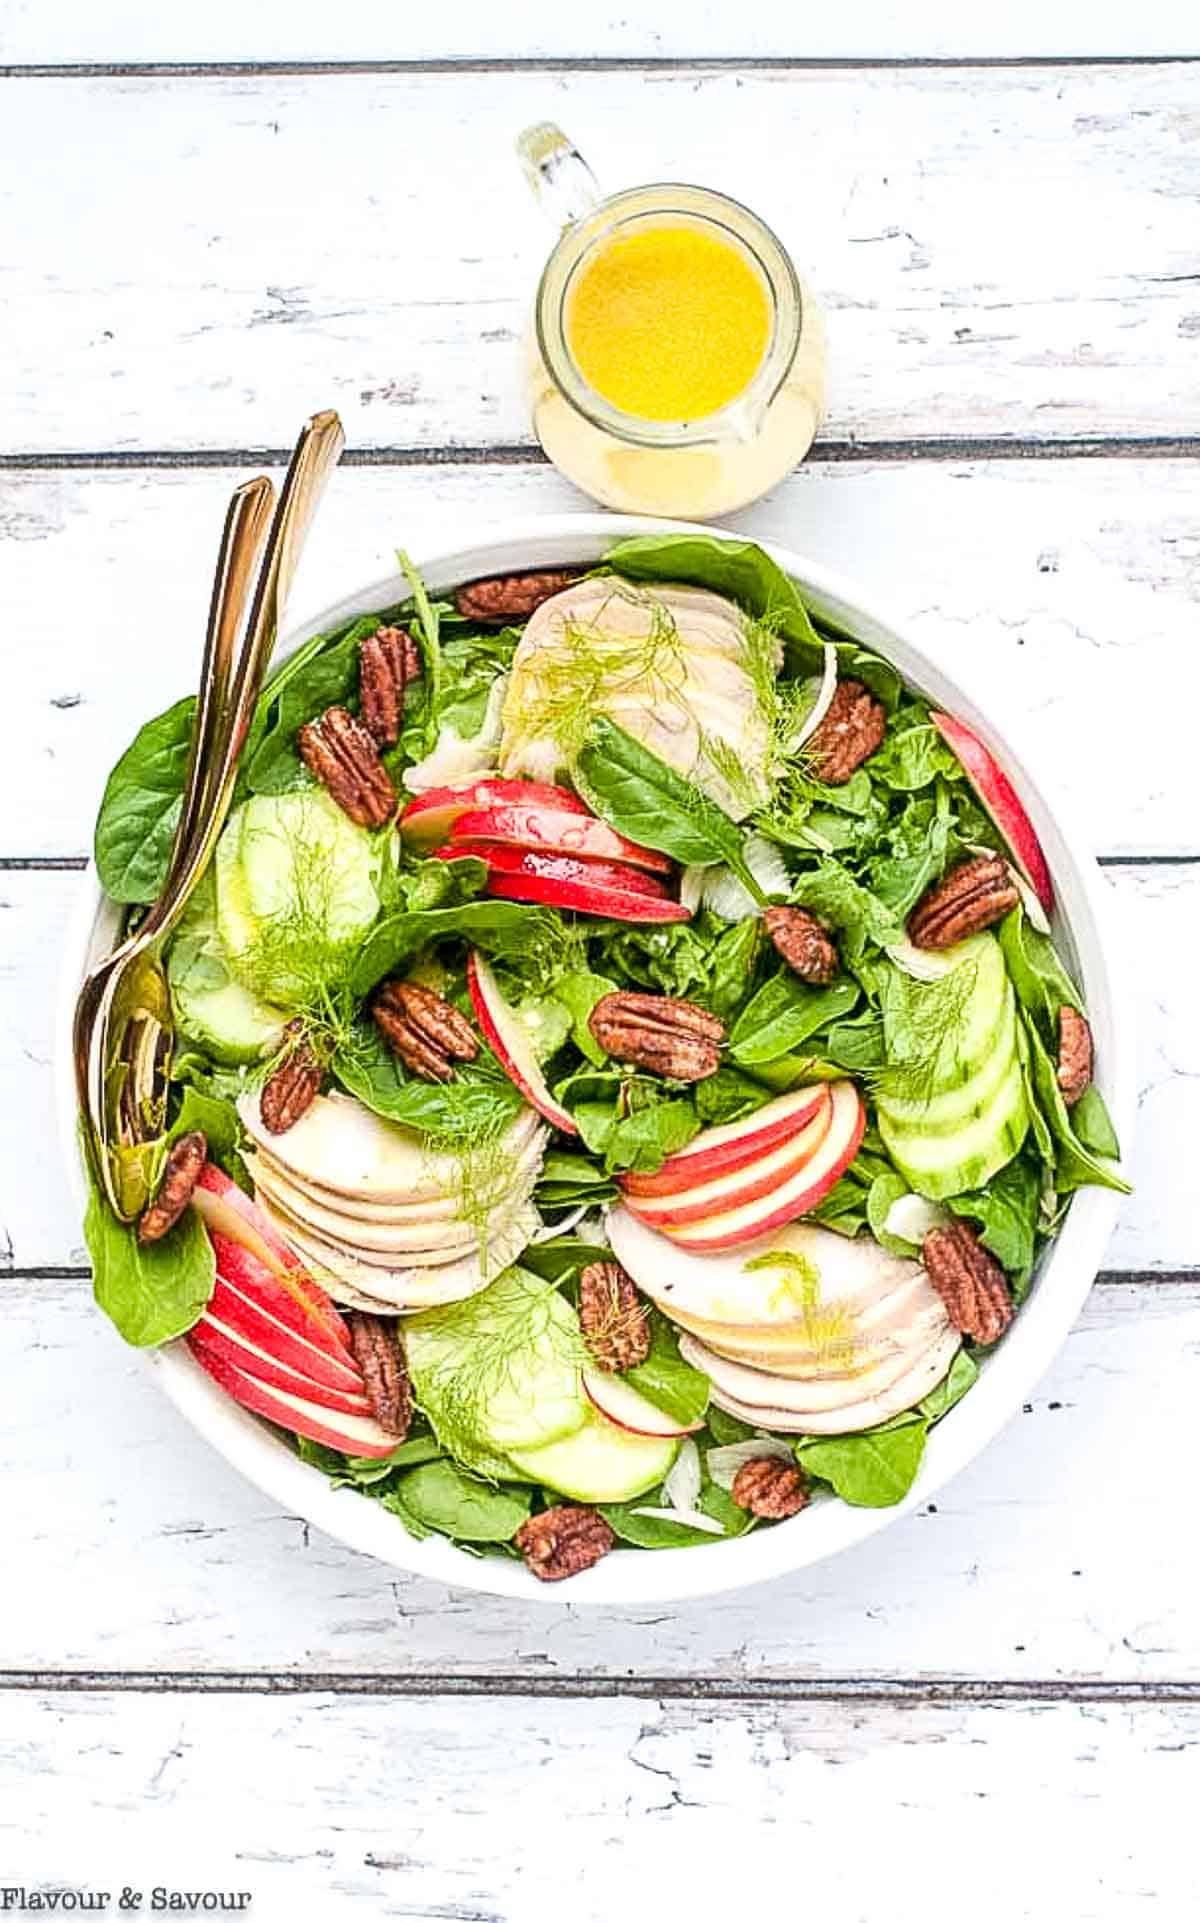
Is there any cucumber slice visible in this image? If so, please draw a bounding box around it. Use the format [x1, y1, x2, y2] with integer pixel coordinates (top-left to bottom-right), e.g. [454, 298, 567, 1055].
[877, 984, 1016, 1135]
[168, 871, 286, 1065]
[508, 1406, 679, 1504]
[405, 1271, 588, 1455]
[918, 934, 1012, 1084]
[215, 814, 260, 968]
[879, 1055, 1029, 1200]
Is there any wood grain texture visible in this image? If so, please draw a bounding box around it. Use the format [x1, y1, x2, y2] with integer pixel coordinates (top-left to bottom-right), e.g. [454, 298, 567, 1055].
[2, 1689, 1199, 1922]
[3, 0, 1198, 63]
[4, 457, 1197, 861]
[3, 65, 1199, 453]
[0, 1273, 1195, 1679]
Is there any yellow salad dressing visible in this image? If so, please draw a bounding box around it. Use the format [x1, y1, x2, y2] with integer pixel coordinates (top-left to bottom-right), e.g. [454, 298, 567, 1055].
[565, 223, 772, 421]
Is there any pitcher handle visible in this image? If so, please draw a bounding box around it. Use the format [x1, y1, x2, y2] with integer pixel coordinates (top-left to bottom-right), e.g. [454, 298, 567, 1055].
[516, 122, 602, 230]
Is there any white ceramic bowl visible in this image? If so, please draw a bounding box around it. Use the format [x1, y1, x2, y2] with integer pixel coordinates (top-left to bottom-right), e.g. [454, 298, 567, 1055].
[56, 513, 1133, 1604]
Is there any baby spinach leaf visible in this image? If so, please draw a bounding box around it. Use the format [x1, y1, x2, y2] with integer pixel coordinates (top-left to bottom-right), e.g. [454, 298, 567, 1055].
[533, 1152, 617, 1215]
[729, 975, 860, 1066]
[296, 1432, 443, 1489]
[703, 917, 765, 1023]
[167, 1083, 249, 1190]
[997, 908, 1084, 1043]
[350, 901, 560, 998]
[334, 1021, 523, 1141]
[575, 716, 765, 902]
[1071, 1085, 1122, 1160]
[552, 968, 616, 1066]
[519, 1236, 611, 1284]
[866, 1168, 918, 1256]
[603, 531, 825, 666]
[390, 1459, 531, 1543]
[705, 1406, 757, 1446]
[1019, 1012, 1129, 1196]
[574, 1095, 699, 1175]
[947, 1153, 1042, 1287]
[919, 1349, 979, 1423]
[85, 1177, 215, 1347]
[795, 1416, 928, 1507]
[624, 1312, 710, 1428]
[599, 1481, 752, 1548]
[94, 696, 195, 903]
[694, 1066, 772, 1127]
[247, 615, 382, 795]
[808, 1174, 869, 1238]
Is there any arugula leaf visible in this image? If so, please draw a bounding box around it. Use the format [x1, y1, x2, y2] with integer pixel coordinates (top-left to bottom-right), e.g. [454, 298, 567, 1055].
[334, 1020, 523, 1140]
[94, 696, 194, 903]
[729, 975, 860, 1067]
[864, 786, 954, 916]
[787, 860, 903, 965]
[350, 901, 562, 998]
[593, 918, 716, 1000]
[1018, 1012, 1130, 1196]
[624, 1312, 710, 1428]
[575, 716, 765, 903]
[865, 708, 961, 792]
[795, 1416, 928, 1507]
[389, 1459, 531, 1543]
[84, 1177, 215, 1348]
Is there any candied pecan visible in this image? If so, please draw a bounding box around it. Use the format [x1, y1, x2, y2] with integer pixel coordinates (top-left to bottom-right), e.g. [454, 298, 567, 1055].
[137, 1130, 207, 1245]
[260, 1020, 323, 1135]
[923, 1218, 1013, 1346]
[1057, 1005, 1093, 1107]
[345, 1312, 412, 1439]
[372, 979, 479, 1083]
[731, 1456, 811, 1520]
[588, 990, 725, 1082]
[805, 679, 887, 785]
[453, 569, 582, 624]
[907, 855, 1020, 950]
[763, 905, 839, 984]
[298, 705, 396, 829]
[578, 1260, 651, 1373]
[358, 625, 420, 748]
[513, 1505, 615, 1582]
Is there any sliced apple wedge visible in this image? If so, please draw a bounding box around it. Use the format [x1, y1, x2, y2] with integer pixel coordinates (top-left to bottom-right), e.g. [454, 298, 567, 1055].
[931, 711, 1054, 915]
[206, 1271, 364, 1395]
[190, 1312, 373, 1417]
[448, 802, 673, 875]
[620, 1086, 831, 1198]
[187, 1338, 399, 1457]
[193, 1164, 352, 1356]
[582, 1368, 703, 1438]
[467, 949, 577, 1133]
[453, 843, 690, 924]
[660, 1081, 865, 1252]
[622, 1093, 832, 1228]
[400, 777, 590, 850]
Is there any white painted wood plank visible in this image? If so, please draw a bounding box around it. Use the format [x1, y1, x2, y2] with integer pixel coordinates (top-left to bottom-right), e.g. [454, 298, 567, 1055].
[4, 458, 1197, 861]
[3, 66, 1198, 451]
[0, 1274, 1195, 1678]
[4, 0, 1198, 62]
[2, 1690, 1198, 1921]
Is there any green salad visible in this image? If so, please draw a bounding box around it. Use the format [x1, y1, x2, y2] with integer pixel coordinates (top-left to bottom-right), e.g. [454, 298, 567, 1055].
[84, 533, 1128, 1582]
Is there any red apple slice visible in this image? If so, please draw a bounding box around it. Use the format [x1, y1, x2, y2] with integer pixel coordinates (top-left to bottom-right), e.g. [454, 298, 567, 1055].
[448, 802, 673, 875]
[661, 1081, 866, 1253]
[620, 1087, 832, 1199]
[931, 712, 1054, 915]
[466, 949, 578, 1135]
[450, 844, 690, 923]
[400, 778, 589, 850]
[207, 1272, 364, 1395]
[193, 1164, 353, 1357]
[623, 1093, 832, 1227]
[582, 1368, 703, 1439]
[190, 1312, 372, 1417]
[188, 1338, 398, 1458]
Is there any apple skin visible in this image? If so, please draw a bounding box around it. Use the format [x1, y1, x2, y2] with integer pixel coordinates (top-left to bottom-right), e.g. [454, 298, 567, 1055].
[661, 1081, 866, 1253]
[447, 802, 673, 875]
[400, 778, 589, 849]
[623, 1097, 833, 1228]
[190, 1311, 373, 1417]
[206, 1271, 364, 1395]
[620, 1086, 831, 1198]
[187, 1338, 398, 1458]
[467, 950, 578, 1135]
[194, 1165, 353, 1357]
[446, 843, 690, 923]
[582, 1368, 703, 1439]
[931, 712, 1054, 914]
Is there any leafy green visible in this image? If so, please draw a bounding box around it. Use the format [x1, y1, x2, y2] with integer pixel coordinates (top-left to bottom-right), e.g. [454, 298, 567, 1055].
[600, 1481, 752, 1548]
[997, 908, 1083, 1042]
[94, 696, 194, 903]
[84, 1177, 215, 1348]
[703, 917, 764, 1023]
[919, 1349, 979, 1422]
[167, 1082, 249, 1190]
[575, 716, 765, 903]
[518, 1236, 611, 1284]
[551, 968, 616, 1066]
[624, 1312, 710, 1428]
[247, 614, 384, 795]
[592, 918, 717, 1000]
[865, 1167, 917, 1256]
[389, 1459, 531, 1543]
[947, 1154, 1042, 1289]
[572, 1092, 699, 1175]
[1071, 1085, 1122, 1160]
[603, 531, 825, 666]
[296, 1432, 443, 1489]
[532, 1152, 616, 1215]
[787, 860, 903, 965]
[865, 709, 961, 792]
[795, 1415, 927, 1508]
[1019, 1013, 1130, 1196]
[694, 1066, 772, 1126]
[334, 1020, 523, 1141]
[350, 900, 565, 999]
[729, 975, 859, 1066]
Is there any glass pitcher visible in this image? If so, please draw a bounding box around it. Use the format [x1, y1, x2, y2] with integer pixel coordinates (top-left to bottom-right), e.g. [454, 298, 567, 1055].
[517, 123, 827, 520]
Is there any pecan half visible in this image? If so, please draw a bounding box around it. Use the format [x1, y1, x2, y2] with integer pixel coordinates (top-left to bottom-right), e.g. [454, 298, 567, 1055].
[453, 569, 582, 624]
[588, 991, 725, 1082]
[763, 905, 839, 984]
[372, 979, 479, 1082]
[345, 1312, 412, 1439]
[298, 705, 396, 829]
[513, 1505, 615, 1582]
[137, 1130, 207, 1245]
[358, 625, 420, 748]
[923, 1218, 1013, 1345]
[805, 679, 887, 786]
[1057, 1005, 1093, 1107]
[260, 1020, 323, 1135]
[731, 1456, 811, 1520]
[578, 1260, 651, 1373]
[907, 855, 1020, 950]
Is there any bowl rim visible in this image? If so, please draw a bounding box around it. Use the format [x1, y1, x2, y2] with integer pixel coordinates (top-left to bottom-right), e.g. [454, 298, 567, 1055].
[55, 509, 1134, 1606]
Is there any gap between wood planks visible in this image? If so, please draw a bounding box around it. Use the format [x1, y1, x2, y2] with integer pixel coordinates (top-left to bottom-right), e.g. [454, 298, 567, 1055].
[8, 1267, 1195, 1284]
[2, 56, 1199, 78]
[0, 1671, 1198, 1702]
[4, 437, 1200, 471]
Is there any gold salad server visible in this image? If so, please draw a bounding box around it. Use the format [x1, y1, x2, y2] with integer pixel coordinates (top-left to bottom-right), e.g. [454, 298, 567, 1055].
[73, 408, 346, 1221]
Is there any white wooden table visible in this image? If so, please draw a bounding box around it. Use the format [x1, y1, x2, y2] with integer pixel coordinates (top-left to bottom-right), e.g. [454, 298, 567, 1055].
[3, 7, 1199, 1917]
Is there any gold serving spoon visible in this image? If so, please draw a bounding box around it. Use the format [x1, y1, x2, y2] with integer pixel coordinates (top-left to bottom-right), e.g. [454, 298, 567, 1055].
[74, 408, 346, 1221]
